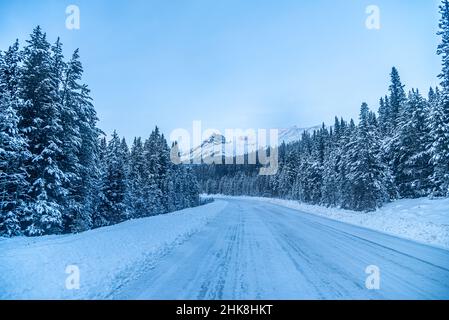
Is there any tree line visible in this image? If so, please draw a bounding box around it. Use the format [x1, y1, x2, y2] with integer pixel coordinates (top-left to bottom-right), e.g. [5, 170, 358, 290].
[0, 27, 199, 237]
[195, 1, 449, 212]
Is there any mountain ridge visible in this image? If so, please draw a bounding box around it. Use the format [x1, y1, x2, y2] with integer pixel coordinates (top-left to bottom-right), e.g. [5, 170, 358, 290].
[182, 125, 321, 162]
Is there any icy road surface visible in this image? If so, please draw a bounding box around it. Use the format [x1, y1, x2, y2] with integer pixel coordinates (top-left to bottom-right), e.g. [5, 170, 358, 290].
[115, 198, 449, 300]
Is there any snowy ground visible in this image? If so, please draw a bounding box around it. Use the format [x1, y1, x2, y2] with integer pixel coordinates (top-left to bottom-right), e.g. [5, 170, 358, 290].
[205, 195, 449, 250]
[0, 201, 228, 299]
[1, 197, 448, 300]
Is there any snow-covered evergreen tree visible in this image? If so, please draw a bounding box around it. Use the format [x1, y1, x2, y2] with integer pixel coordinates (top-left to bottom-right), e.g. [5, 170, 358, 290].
[19, 27, 67, 235]
[395, 90, 432, 197]
[321, 118, 342, 207]
[378, 96, 390, 136]
[92, 137, 110, 228]
[429, 0, 449, 197]
[99, 131, 129, 225]
[0, 45, 30, 236]
[338, 104, 389, 211]
[388, 67, 407, 131]
[127, 137, 148, 218]
[277, 149, 298, 199]
[60, 49, 100, 232]
[143, 128, 165, 215]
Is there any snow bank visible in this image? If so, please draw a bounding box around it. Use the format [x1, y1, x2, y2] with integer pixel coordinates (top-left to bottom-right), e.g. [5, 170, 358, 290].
[0, 200, 228, 300]
[205, 195, 449, 250]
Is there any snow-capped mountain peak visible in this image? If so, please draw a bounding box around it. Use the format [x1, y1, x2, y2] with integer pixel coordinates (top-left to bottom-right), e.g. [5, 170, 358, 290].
[278, 125, 321, 144]
[183, 125, 320, 162]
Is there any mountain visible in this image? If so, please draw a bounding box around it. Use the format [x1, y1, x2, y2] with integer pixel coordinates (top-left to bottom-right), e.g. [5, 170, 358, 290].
[186, 133, 229, 163]
[181, 125, 320, 163]
[278, 125, 321, 144]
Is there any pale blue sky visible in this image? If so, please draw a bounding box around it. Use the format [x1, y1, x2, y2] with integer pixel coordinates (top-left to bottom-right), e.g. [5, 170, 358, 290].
[0, 0, 442, 140]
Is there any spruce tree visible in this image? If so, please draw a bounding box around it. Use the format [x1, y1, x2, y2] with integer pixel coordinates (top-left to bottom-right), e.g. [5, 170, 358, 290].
[0, 48, 30, 236]
[430, 0, 449, 197]
[388, 67, 407, 130]
[345, 103, 389, 211]
[93, 137, 110, 228]
[127, 137, 148, 218]
[378, 97, 389, 136]
[396, 90, 432, 197]
[19, 27, 67, 235]
[61, 49, 100, 232]
[143, 128, 165, 215]
[100, 131, 129, 225]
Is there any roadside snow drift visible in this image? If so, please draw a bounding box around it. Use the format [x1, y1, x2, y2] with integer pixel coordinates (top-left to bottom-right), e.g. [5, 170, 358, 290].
[207, 195, 449, 249]
[0, 201, 228, 300]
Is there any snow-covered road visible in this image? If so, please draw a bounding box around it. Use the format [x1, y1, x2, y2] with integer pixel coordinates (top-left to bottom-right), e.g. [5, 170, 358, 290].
[115, 198, 449, 300]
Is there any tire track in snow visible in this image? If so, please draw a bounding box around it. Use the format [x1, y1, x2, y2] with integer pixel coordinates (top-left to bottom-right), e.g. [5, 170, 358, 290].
[115, 198, 449, 300]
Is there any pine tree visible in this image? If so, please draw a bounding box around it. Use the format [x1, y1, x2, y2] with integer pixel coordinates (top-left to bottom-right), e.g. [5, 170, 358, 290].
[388, 67, 407, 130]
[321, 118, 342, 207]
[100, 131, 129, 225]
[61, 49, 100, 232]
[378, 97, 389, 136]
[345, 103, 390, 211]
[395, 90, 432, 197]
[0, 102, 29, 236]
[127, 137, 148, 218]
[158, 133, 172, 213]
[143, 128, 165, 215]
[0, 47, 30, 236]
[277, 150, 298, 199]
[429, 0, 449, 197]
[383, 68, 408, 196]
[93, 137, 110, 228]
[1, 40, 21, 94]
[49, 38, 83, 233]
[429, 87, 436, 104]
[19, 26, 67, 235]
[340, 119, 355, 208]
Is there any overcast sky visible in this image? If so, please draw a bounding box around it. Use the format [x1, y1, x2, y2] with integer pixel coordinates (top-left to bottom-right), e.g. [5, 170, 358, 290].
[0, 0, 442, 141]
